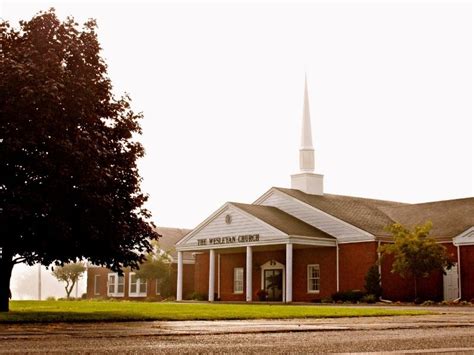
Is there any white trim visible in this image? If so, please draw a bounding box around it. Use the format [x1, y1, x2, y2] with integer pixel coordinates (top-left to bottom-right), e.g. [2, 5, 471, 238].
[177, 235, 336, 252]
[107, 273, 124, 297]
[176, 251, 183, 301]
[94, 274, 100, 296]
[155, 279, 161, 296]
[233, 267, 244, 294]
[260, 260, 286, 302]
[457, 245, 462, 299]
[246, 246, 252, 301]
[176, 203, 290, 251]
[217, 253, 221, 300]
[208, 249, 215, 301]
[336, 241, 340, 292]
[307, 264, 321, 294]
[255, 188, 376, 241]
[453, 226, 474, 246]
[128, 272, 147, 297]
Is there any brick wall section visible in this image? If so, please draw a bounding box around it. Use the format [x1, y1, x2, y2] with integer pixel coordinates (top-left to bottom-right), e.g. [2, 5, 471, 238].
[196, 247, 337, 302]
[381, 242, 458, 301]
[86, 263, 195, 300]
[292, 247, 337, 301]
[338, 242, 377, 292]
[194, 253, 210, 297]
[460, 245, 474, 301]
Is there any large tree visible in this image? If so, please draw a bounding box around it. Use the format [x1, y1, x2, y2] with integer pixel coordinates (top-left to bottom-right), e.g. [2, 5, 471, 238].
[379, 221, 453, 301]
[0, 9, 158, 311]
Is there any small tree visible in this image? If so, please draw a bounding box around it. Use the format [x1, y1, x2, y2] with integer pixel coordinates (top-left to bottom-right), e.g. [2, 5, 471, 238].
[135, 248, 174, 298]
[379, 221, 453, 300]
[52, 262, 86, 299]
[364, 265, 382, 298]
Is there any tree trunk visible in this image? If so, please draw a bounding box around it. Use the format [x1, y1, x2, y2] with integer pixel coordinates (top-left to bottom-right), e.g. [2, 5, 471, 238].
[0, 255, 14, 312]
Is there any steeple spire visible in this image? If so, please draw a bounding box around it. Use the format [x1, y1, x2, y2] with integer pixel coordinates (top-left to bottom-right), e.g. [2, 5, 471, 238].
[291, 75, 324, 195]
[299, 75, 315, 173]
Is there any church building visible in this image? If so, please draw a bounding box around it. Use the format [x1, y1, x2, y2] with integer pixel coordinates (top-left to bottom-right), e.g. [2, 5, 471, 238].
[175, 79, 474, 303]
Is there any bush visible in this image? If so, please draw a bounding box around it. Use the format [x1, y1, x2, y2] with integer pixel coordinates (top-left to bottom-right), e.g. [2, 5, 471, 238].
[421, 300, 435, 306]
[361, 294, 377, 304]
[46, 296, 56, 301]
[189, 292, 207, 301]
[331, 290, 366, 303]
[364, 265, 382, 298]
[321, 297, 333, 304]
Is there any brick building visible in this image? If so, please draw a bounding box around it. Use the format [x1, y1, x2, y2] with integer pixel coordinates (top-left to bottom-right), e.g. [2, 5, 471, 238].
[86, 227, 194, 299]
[175, 79, 474, 303]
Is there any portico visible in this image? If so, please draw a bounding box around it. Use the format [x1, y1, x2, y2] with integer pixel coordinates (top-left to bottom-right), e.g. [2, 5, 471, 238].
[175, 202, 336, 302]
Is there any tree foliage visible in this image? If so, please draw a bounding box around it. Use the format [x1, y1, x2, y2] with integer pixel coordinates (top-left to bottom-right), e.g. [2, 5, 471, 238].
[0, 9, 158, 311]
[135, 245, 175, 298]
[51, 262, 86, 299]
[364, 265, 382, 298]
[379, 221, 454, 300]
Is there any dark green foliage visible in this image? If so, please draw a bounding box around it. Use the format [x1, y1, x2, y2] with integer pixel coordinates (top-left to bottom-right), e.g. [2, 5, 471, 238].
[364, 265, 382, 298]
[0, 9, 158, 311]
[331, 290, 366, 303]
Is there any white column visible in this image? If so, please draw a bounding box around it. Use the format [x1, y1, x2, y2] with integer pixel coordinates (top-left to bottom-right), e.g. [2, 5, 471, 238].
[246, 246, 253, 302]
[286, 243, 293, 303]
[176, 251, 183, 301]
[208, 249, 215, 301]
[336, 241, 340, 292]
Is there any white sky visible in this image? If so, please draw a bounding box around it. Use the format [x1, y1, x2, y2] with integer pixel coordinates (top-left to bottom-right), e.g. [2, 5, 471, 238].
[2, 0, 473, 298]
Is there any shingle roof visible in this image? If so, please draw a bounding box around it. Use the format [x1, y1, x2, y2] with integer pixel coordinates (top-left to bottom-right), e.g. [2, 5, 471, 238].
[380, 198, 474, 238]
[231, 202, 335, 240]
[155, 226, 192, 260]
[274, 187, 407, 236]
[274, 188, 474, 238]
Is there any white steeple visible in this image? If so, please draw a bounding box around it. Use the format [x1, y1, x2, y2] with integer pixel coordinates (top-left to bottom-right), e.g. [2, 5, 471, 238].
[299, 75, 315, 172]
[291, 75, 324, 195]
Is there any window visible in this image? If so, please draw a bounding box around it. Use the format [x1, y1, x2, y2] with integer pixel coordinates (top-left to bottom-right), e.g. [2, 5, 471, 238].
[234, 267, 244, 294]
[94, 275, 100, 295]
[155, 279, 161, 295]
[129, 272, 147, 297]
[107, 273, 125, 297]
[307, 264, 320, 293]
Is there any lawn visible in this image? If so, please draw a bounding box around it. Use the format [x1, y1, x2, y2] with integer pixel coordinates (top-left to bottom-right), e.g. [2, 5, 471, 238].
[0, 301, 430, 323]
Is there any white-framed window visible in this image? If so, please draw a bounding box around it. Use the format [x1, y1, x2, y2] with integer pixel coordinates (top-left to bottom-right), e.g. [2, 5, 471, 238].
[155, 279, 163, 296]
[234, 267, 244, 294]
[107, 273, 125, 297]
[307, 264, 320, 293]
[129, 272, 147, 297]
[94, 274, 100, 295]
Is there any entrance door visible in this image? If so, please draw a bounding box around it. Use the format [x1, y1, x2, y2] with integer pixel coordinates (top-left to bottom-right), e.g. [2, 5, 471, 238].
[264, 269, 283, 301]
[443, 264, 459, 301]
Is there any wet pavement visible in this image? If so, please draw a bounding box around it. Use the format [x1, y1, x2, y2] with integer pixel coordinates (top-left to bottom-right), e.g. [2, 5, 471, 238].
[0, 306, 473, 354]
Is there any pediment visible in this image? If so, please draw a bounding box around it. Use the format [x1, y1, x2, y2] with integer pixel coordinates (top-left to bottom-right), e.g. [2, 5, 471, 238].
[176, 203, 288, 251]
[453, 227, 474, 246]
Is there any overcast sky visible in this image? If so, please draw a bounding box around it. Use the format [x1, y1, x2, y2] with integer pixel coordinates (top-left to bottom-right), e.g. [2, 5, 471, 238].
[2, 0, 473, 298]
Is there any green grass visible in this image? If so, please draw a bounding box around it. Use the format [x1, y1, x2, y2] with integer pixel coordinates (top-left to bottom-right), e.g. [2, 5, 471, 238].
[0, 300, 430, 323]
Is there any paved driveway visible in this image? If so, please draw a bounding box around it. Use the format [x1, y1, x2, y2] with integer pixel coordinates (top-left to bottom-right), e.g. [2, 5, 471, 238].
[0, 306, 473, 354]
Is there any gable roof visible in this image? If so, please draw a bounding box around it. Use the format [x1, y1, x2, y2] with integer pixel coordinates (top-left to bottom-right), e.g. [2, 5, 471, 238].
[380, 198, 474, 238]
[155, 226, 192, 260]
[230, 202, 334, 240]
[274, 187, 407, 236]
[273, 188, 474, 238]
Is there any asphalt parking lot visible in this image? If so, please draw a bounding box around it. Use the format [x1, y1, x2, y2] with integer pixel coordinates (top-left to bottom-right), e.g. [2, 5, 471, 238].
[0, 306, 473, 354]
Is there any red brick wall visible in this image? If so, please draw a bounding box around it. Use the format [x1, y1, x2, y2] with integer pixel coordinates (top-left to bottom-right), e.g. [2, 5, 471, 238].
[194, 253, 210, 297]
[293, 247, 337, 301]
[381, 242, 458, 301]
[87, 263, 194, 300]
[338, 242, 377, 292]
[194, 247, 337, 302]
[460, 245, 474, 301]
